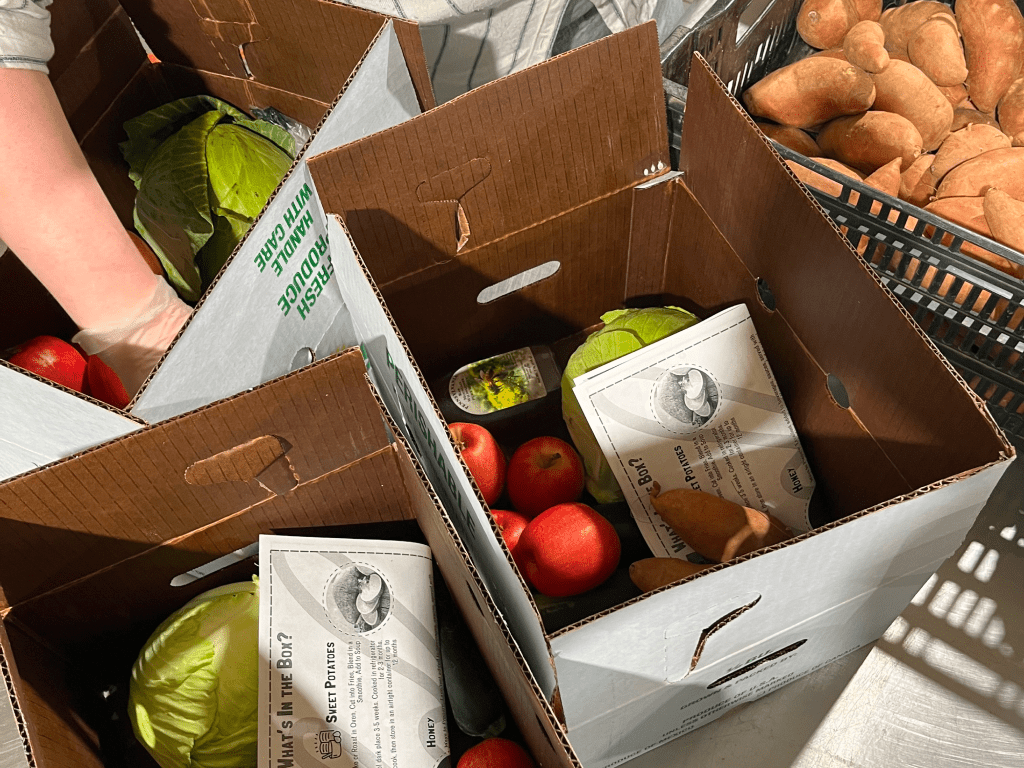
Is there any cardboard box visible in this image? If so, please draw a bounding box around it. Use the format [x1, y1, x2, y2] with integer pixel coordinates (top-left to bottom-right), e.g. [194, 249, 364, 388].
[0, 0, 434, 479]
[0, 348, 572, 768]
[301, 24, 1017, 768]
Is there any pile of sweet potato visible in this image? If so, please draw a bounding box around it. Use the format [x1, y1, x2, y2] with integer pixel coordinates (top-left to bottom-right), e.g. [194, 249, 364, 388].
[743, 0, 1024, 279]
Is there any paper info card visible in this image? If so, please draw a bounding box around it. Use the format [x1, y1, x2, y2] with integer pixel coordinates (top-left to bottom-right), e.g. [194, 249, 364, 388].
[258, 536, 449, 768]
[572, 304, 815, 559]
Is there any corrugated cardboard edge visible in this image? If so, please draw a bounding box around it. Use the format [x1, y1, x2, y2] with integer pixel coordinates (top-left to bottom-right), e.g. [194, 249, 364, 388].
[390, 19, 436, 111]
[680, 54, 1013, 457]
[0, 359, 146, 425]
[0, 625, 33, 768]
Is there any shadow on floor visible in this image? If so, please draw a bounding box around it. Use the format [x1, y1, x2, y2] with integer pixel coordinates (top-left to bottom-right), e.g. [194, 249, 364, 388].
[876, 437, 1024, 732]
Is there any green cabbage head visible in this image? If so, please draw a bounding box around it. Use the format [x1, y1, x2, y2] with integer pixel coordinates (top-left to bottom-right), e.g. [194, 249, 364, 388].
[129, 578, 259, 768]
[562, 307, 700, 503]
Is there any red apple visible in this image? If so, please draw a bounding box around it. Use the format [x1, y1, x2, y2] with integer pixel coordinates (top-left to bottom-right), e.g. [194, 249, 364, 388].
[83, 355, 131, 409]
[450, 422, 506, 506]
[457, 738, 535, 768]
[517, 502, 621, 597]
[490, 509, 529, 572]
[7, 335, 87, 392]
[506, 436, 584, 517]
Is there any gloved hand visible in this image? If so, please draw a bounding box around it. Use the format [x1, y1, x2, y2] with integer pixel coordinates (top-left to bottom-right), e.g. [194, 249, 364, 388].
[73, 278, 192, 397]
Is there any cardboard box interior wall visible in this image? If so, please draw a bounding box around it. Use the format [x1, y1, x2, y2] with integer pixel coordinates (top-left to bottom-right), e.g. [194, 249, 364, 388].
[0, 348, 574, 768]
[0, 0, 433, 480]
[303, 24, 1017, 768]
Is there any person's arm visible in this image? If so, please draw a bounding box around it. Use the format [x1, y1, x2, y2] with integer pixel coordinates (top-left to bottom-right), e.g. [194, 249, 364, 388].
[0, 68, 163, 330]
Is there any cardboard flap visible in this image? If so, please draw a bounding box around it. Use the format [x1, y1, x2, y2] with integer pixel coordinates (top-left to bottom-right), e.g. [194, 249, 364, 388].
[50, 3, 149, 139]
[0, 349, 388, 611]
[677, 55, 1010, 488]
[118, 0, 421, 105]
[307, 22, 669, 287]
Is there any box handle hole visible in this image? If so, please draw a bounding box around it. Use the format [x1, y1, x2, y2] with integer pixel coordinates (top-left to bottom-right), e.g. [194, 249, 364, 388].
[756, 277, 776, 312]
[707, 639, 807, 689]
[238, 44, 254, 80]
[690, 595, 761, 673]
[477, 261, 561, 304]
[827, 373, 850, 409]
[291, 347, 315, 371]
[170, 542, 259, 587]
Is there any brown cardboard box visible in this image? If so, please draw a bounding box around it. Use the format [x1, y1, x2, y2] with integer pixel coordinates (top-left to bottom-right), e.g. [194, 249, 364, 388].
[303, 24, 1017, 768]
[0, 0, 434, 476]
[0, 348, 571, 768]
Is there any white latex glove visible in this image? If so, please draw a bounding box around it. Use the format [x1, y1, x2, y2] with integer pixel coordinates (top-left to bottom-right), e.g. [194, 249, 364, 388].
[73, 279, 192, 398]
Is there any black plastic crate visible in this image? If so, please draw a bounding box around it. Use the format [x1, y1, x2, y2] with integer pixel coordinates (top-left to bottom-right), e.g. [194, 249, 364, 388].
[660, 0, 1024, 440]
[661, 0, 805, 165]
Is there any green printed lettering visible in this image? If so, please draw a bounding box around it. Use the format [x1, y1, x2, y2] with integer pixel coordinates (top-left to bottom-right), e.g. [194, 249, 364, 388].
[272, 258, 283, 277]
[315, 264, 330, 288]
[278, 296, 290, 316]
[300, 183, 312, 204]
[296, 297, 311, 320]
[304, 286, 317, 308]
[300, 257, 314, 279]
[255, 243, 271, 272]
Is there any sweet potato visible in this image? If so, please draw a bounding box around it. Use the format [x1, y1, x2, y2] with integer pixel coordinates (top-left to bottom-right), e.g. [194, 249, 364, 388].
[939, 82, 969, 107]
[811, 47, 849, 60]
[951, 106, 1002, 131]
[998, 76, 1024, 145]
[900, 153, 940, 204]
[817, 110, 924, 172]
[908, 15, 968, 87]
[854, 0, 882, 22]
[926, 195, 1024, 276]
[957, 0, 1024, 114]
[756, 121, 824, 156]
[880, 1, 955, 56]
[863, 157, 903, 195]
[872, 59, 954, 150]
[629, 558, 714, 593]
[743, 57, 876, 128]
[844, 21, 890, 73]
[649, 483, 794, 562]
[982, 189, 1024, 273]
[787, 157, 864, 196]
[931, 124, 1012, 179]
[798, 0, 860, 50]
[935, 146, 1024, 198]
